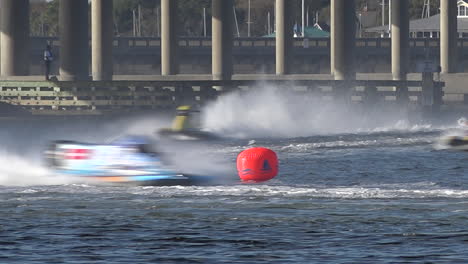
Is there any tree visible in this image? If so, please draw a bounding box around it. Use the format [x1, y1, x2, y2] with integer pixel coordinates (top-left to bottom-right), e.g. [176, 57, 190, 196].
[178, 0, 211, 36]
[30, 0, 59, 36]
[114, 0, 143, 36]
[113, 0, 212, 37]
[30, 0, 443, 38]
[409, 0, 440, 19]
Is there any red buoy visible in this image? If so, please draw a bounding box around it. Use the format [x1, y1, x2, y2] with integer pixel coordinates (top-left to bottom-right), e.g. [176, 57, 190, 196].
[237, 147, 278, 182]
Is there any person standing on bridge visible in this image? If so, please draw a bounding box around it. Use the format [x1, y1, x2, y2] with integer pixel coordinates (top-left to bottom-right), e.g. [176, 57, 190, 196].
[43, 44, 53, 80]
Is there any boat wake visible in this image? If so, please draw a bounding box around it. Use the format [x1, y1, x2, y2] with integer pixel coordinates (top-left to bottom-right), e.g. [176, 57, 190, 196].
[0, 152, 74, 186]
[6, 182, 468, 200]
[126, 182, 468, 199]
[202, 87, 442, 139]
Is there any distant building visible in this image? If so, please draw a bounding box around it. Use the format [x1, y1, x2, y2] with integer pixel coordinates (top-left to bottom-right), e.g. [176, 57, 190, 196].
[365, 0, 468, 38]
[356, 1, 382, 37]
[313, 22, 330, 33]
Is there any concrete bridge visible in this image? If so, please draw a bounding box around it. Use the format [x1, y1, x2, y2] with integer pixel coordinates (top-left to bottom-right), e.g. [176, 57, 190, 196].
[0, 0, 464, 115]
[0, 0, 459, 80]
[26, 36, 468, 76]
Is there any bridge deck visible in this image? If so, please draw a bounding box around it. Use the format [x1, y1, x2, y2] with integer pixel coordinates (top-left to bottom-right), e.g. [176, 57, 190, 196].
[0, 73, 423, 82]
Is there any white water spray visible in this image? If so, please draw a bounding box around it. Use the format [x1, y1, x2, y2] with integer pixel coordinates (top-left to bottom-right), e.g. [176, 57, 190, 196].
[0, 152, 75, 186]
[202, 87, 434, 138]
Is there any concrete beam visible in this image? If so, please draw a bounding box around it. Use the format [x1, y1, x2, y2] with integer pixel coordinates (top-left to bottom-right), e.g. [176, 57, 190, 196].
[212, 0, 233, 80]
[59, 0, 90, 81]
[92, 0, 113, 81]
[331, 0, 356, 80]
[161, 0, 178, 75]
[275, 0, 293, 75]
[391, 0, 409, 81]
[0, 0, 30, 76]
[440, 0, 458, 73]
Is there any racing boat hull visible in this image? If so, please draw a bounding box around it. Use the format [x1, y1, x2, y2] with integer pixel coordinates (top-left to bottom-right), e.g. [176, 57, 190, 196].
[45, 139, 214, 186]
[68, 174, 212, 186]
[158, 128, 219, 141]
[440, 135, 468, 151]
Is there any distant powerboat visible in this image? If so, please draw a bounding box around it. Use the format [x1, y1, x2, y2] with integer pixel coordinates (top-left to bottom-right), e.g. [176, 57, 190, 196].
[437, 118, 468, 151]
[439, 135, 468, 151]
[158, 105, 219, 141]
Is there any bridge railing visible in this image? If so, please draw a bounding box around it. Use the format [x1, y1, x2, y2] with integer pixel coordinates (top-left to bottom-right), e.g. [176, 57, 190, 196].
[30, 36, 468, 51]
[0, 77, 445, 114]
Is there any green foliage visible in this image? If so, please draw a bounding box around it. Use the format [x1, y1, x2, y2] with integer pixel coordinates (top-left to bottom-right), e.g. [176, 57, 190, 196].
[114, 0, 139, 35]
[409, 0, 440, 19]
[28, 0, 445, 37]
[30, 0, 59, 36]
[177, 0, 211, 36]
[113, 0, 211, 36]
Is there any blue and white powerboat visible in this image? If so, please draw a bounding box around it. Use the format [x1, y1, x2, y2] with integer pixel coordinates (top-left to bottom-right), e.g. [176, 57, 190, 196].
[44, 136, 214, 186]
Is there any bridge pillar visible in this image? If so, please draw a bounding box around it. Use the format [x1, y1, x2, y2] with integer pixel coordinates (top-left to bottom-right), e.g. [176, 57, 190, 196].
[92, 0, 113, 81]
[391, 0, 409, 104]
[391, 0, 409, 81]
[440, 0, 458, 73]
[331, 0, 355, 101]
[212, 0, 233, 81]
[331, 0, 355, 81]
[161, 0, 178, 75]
[59, 0, 90, 81]
[275, 0, 293, 75]
[0, 0, 29, 76]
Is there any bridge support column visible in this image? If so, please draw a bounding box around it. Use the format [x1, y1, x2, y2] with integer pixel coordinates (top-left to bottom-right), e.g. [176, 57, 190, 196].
[275, 0, 293, 75]
[440, 0, 458, 73]
[391, 0, 409, 81]
[331, 0, 355, 80]
[421, 72, 442, 115]
[59, 0, 90, 81]
[0, 0, 29, 76]
[212, 0, 233, 81]
[161, 0, 178, 75]
[92, 0, 113, 81]
[391, 0, 409, 104]
[331, 0, 355, 100]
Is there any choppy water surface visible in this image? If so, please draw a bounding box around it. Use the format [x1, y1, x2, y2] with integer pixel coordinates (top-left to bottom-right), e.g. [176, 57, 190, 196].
[2, 118, 468, 263]
[2, 85, 468, 263]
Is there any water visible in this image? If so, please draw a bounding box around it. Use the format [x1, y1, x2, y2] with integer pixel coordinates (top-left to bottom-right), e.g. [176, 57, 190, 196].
[2, 89, 468, 263]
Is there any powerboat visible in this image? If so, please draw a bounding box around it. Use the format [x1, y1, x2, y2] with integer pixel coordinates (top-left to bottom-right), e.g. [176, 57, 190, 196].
[436, 118, 468, 151]
[439, 135, 468, 151]
[44, 136, 214, 186]
[158, 105, 219, 141]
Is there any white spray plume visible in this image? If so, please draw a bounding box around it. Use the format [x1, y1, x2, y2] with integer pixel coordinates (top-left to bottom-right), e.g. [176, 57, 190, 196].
[201, 86, 432, 138]
[0, 152, 74, 186]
